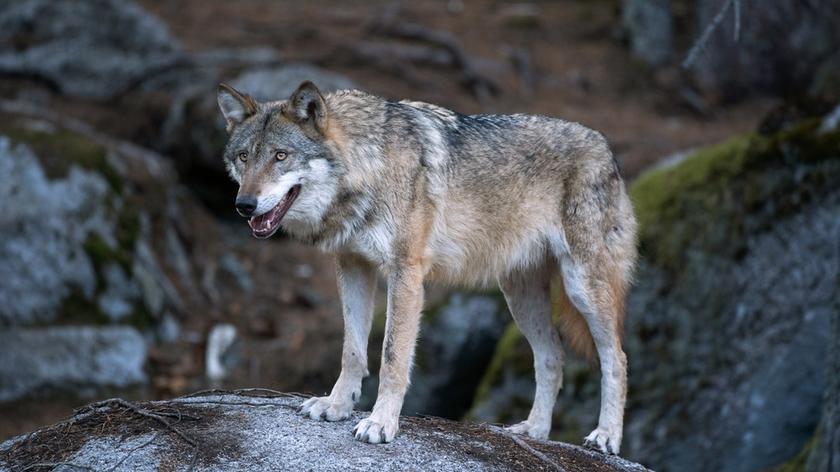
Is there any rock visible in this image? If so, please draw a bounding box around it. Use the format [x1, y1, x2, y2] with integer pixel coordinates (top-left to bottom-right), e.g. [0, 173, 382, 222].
[470, 115, 840, 470]
[0, 102, 200, 329]
[622, 0, 673, 66]
[0, 392, 652, 471]
[0, 0, 184, 100]
[0, 135, 109, 325]
[0, 101, 228, 401]
[806, 304, 840, 471]
[688, 0, 840, 99]
[0, 327, 146, 402]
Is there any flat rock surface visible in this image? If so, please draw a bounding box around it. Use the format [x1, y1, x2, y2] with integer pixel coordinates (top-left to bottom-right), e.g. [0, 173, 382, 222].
[0, 392, 651, 471]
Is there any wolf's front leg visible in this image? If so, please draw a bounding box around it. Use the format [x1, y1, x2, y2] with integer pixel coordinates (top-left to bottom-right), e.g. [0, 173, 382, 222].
[301, 255, 376, 421]
[353, 265, 424, 444]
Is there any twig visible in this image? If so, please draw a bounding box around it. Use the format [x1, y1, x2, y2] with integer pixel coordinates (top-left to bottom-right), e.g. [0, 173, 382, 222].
[492, 426, 562, 471]
[174, 399, 299, 411]
[77, 398, 197, 447]
[182, 388, 310, 399]
[682, 0, 742, 69]
[22, 462, 95, 471]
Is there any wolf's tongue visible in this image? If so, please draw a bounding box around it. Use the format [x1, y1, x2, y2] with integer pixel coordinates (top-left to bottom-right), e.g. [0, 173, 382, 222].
[248, 212, 273, 231]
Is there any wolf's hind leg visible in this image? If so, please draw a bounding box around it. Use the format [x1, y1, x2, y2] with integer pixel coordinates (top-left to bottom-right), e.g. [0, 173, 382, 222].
[498, 260, 564, 440]
[301, 255, 376, 421]
[558, 249, 627, 455]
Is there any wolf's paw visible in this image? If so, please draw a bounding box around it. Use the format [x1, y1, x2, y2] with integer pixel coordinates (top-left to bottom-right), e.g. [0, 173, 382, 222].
[583, 428, 621, 455]
[352, 415, 398, 444]
[299, 396, 353, 422]
[505, 420, 549, 440]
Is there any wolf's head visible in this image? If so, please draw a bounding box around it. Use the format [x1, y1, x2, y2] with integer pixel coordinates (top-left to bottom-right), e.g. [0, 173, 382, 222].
[217, 81, 342, 239]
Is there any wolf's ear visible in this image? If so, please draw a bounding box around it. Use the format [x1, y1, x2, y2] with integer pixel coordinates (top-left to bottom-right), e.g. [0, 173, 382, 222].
[283, 81, 328, 136]
[218, 83, 258, 132]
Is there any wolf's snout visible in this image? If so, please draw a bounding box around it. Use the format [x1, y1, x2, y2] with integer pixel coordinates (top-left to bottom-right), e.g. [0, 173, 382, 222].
[235, 195, 258, 216]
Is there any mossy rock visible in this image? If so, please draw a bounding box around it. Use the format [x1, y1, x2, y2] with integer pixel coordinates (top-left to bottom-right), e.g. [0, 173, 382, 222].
[630, 119, 840, 275]
[772, 431, 819, 472]
[1, 126, 124, 194]
[0, 114, 163, 331]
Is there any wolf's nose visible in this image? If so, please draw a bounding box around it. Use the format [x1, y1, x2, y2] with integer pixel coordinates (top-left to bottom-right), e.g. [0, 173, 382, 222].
[235, 196, 258, 216]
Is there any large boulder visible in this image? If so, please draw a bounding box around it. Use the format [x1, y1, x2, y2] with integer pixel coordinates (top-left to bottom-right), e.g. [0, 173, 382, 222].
[0, 392, 652, 471]
[622, 0, 840, 101]
[0, 327, 146, 403]
[0, 0, 185, 100]
[0, 101, 220, 401]
[689, 0, 840, 99]
[469, 111, 840, 471]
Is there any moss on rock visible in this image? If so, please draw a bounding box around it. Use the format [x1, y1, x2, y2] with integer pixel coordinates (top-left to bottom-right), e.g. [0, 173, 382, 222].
[630, 119, 840, 274]
[772, 431, 819, 472]
[2, 126, 124, 194]
[470, 323, 526, 409]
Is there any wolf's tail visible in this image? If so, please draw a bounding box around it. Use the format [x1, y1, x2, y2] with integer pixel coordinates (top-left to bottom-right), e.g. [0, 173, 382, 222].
[551, 275, 598, 362]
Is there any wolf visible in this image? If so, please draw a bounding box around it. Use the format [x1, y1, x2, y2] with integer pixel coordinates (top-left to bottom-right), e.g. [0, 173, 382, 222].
[217, 80, 637, 454]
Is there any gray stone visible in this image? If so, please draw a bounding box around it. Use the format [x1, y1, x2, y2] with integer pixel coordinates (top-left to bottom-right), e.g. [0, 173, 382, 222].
[0, 137, 110, 326]
[688, 0, 840, 98]
[0, 326, 147, 402]
[97, 263, 141, 322]
[0, 0, 184, 99]
[0, 393, 652, 471]
[622, 201, 838, 472]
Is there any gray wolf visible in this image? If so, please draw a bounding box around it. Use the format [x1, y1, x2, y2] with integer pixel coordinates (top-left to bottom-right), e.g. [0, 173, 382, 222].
[217, 81, 638, 454]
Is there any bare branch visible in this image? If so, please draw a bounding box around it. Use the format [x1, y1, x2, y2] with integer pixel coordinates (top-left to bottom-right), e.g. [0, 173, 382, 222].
[682, 0, 737, 69]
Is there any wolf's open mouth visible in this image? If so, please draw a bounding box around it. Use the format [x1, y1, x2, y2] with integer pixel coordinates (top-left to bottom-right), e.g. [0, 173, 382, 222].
[248, 185, 301, 239]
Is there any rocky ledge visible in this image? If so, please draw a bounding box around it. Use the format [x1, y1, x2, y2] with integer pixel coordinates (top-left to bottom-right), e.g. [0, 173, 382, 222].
[0, 391, 651, 472]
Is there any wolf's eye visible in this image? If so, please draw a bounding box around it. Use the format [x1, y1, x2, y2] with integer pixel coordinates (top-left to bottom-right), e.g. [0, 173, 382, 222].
[237, 151, 248, 163]
[275, 150, 288, 161]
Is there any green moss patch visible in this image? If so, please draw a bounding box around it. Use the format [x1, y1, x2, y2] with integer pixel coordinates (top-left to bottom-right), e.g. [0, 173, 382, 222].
[630, 119, 840, 273]
[773, 430, 819, 472]
[3, 126, 124, 194]
[469, 323, 528, 412]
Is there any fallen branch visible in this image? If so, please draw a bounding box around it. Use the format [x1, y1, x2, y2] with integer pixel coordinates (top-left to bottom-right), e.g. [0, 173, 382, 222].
[492, 426, 563, 471]
[182, 387, 310, 399]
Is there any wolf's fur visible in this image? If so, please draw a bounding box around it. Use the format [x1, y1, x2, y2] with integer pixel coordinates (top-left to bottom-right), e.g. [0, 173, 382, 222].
[217, 81, 638, 454]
